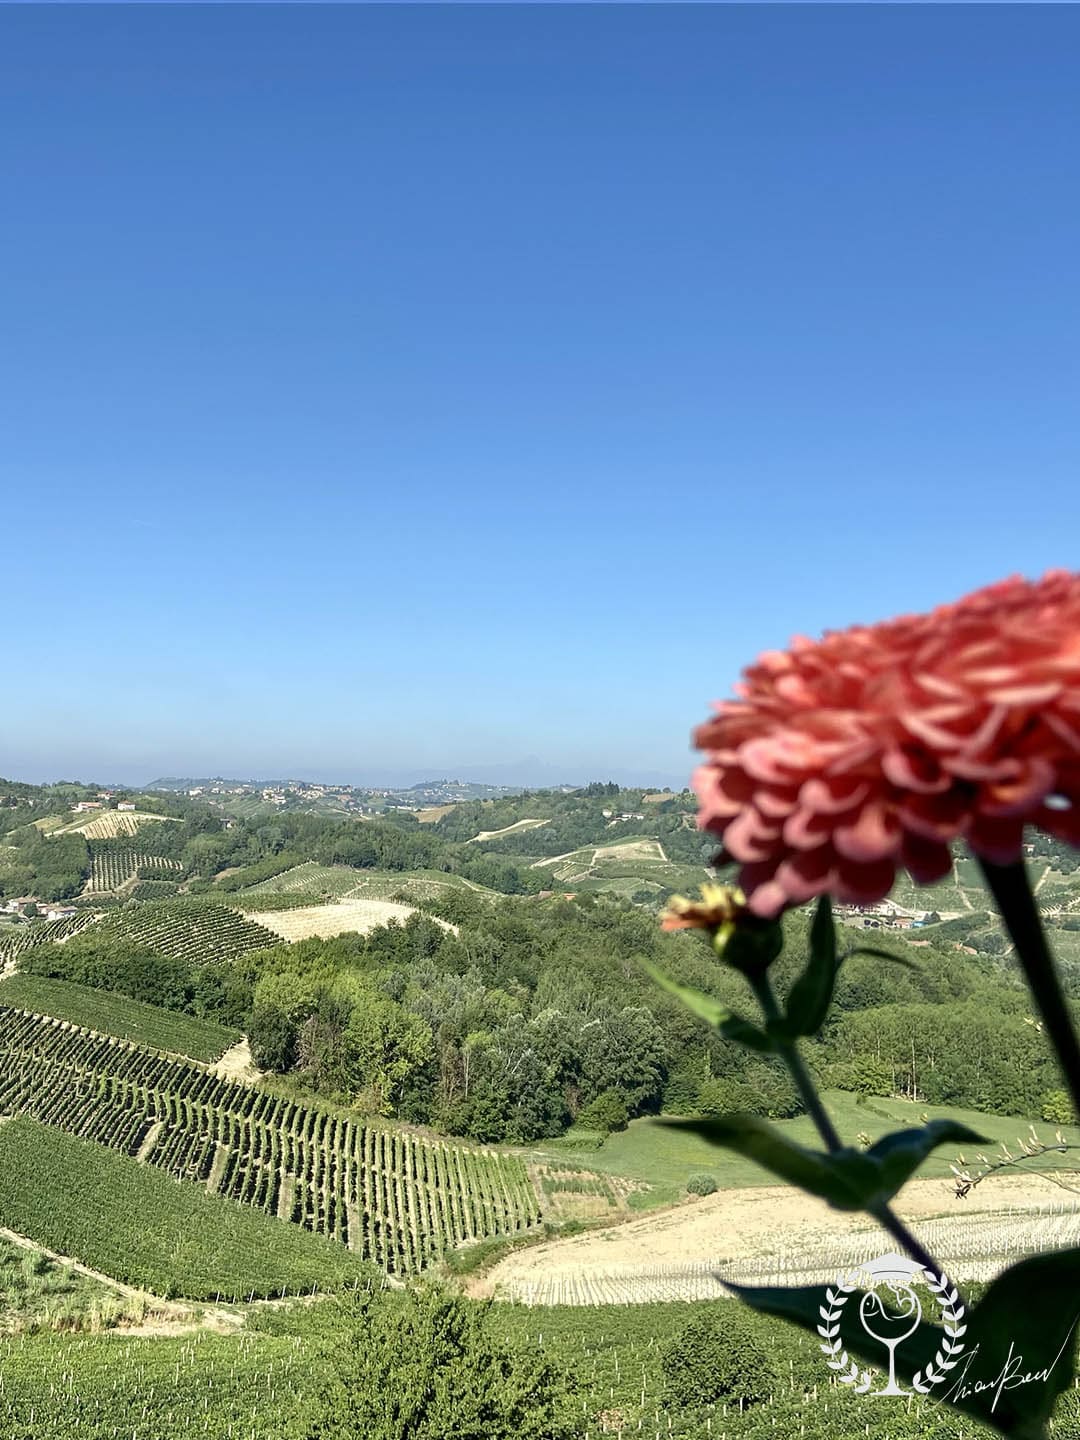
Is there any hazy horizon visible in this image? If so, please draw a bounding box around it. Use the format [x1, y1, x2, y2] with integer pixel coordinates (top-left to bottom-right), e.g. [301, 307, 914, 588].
[3, 756, 691, 794]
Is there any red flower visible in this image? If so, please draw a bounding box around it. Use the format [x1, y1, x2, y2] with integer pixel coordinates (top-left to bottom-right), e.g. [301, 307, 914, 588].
[693, 571, 1080, 917]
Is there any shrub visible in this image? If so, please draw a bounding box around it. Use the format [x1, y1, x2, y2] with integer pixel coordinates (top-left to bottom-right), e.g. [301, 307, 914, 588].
[1041, 1088, 1077, 1125]
[576, 1090, 629, 1134]
[697, 1076, 754, 1114]
[315, 1288, 578, 1439]
[686, 1174, 717, 1197]
[661, 1306, 780, 1409]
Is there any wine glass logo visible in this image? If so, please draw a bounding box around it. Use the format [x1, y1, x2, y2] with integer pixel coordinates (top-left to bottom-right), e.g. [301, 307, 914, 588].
[819, 1253, 966, 1397]
[858, 1279, 922, 1395]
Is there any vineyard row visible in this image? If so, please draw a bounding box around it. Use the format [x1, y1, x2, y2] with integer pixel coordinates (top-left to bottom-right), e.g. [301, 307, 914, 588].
[0, 1008, 541, 1274]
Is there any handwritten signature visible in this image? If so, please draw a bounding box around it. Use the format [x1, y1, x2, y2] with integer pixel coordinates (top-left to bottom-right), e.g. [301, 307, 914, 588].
[938, 1317, 1080, 1413]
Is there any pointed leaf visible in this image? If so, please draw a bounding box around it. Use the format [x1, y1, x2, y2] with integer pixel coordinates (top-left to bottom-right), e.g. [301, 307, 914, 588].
[865, 1120, 987, 1202]
[718, 1014, 775, 1054]
[778, 895, 838, 1037]
[641, 962, 774, 1053]
[660, 1115, 872, 1208]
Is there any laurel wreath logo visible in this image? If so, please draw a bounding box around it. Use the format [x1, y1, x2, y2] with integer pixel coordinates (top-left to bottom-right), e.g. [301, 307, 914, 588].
[816, 1269, 966, 1395]
[911, 1272, 967, 1393]
[817, 1281, 873, 1392]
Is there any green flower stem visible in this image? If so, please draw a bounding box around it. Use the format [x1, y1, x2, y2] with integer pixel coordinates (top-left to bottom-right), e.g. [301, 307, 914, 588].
[747, 968, 947, 1284]
[747, 972, 843, 1152]
[978, 855, 1080, 1123]
[865, 1202, 946, 1283]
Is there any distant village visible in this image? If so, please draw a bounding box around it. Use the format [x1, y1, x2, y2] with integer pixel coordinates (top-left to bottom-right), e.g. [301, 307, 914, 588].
[173, 776, 533, 814]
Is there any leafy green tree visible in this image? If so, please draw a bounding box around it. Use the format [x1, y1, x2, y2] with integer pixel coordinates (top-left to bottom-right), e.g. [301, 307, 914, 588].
[828, 1055, 894, 1095]
[309, 1289, 577, 1440]
[343, 993, 433, 1115]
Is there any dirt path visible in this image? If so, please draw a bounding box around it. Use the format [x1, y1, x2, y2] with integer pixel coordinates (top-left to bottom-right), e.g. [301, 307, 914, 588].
[469, 819, 551, 844]
[476, 1170, 1080, 1299]
[0, 1226, 198, 1318]
[530, 849, 584, 870]
[213, 1037, 262, 1084]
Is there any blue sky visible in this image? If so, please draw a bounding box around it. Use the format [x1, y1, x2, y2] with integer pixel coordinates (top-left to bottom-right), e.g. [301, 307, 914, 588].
[4, 7, 1079, 788]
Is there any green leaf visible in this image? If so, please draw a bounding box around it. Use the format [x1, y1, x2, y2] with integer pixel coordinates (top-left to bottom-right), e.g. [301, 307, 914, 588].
[730, 1247, 1080, 1440]
[661, 1115, 872, 1208]
[865, 1120, 986, 1203]
[844, 944, 920, 971]
[777, 895, 838, 1038]
[665, 1116, 986, 1212]
[641, 963, 774, 1053]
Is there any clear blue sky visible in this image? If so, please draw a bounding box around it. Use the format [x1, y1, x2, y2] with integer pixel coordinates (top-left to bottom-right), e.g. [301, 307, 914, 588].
[4, 6, 1078, 788]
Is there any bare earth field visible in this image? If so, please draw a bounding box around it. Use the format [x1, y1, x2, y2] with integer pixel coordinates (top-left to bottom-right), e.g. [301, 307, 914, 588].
[245, 899, 457, 941]
[212, 1038, 261, 1084]
[480, 1171, 1080, 1304]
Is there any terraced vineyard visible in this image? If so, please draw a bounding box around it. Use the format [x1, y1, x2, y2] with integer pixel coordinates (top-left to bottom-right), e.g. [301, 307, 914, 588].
[0, 1009, 541, 1274]
[86, 843, 183, 894]
[243, 861, 364, 898]
[51, 811, 179, 840]
[0, 913, 100, 968]
[97, 899, 279, 962]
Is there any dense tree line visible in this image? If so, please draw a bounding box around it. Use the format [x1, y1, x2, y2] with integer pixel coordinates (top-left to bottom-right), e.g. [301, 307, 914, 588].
[26, 872, 1073, 1144]
[0, 829, 91, 901]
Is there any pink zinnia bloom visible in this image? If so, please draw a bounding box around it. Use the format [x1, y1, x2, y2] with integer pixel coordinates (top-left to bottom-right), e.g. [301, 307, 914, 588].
[693, 570, 1080, 918]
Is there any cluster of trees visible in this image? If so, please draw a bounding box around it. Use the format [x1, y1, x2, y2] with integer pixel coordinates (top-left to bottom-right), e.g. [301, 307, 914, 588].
[0, 830, 91, 902]
[432, 786, 708, 866]
[25, 869, 1077, 1140]
[24, 929, 251, 1019]
[244, 906, 669, 1141]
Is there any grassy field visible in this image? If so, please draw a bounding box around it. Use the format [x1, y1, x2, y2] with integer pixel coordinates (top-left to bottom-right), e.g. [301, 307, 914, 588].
[527, 841, 710, 899]
[0, 1234, 151, 1334]
[0, 1290, 1055, 1440]
[0, 1119, 376, 1300]
[531, 1091, 1080, 1209]
[0, 975, 240, 1063]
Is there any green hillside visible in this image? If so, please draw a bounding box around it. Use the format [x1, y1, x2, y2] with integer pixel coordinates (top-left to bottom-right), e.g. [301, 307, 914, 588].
[0, 973, 239, 1063]
[0, 1007, 541, 1275]
[0, 1119, 375, 1300]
